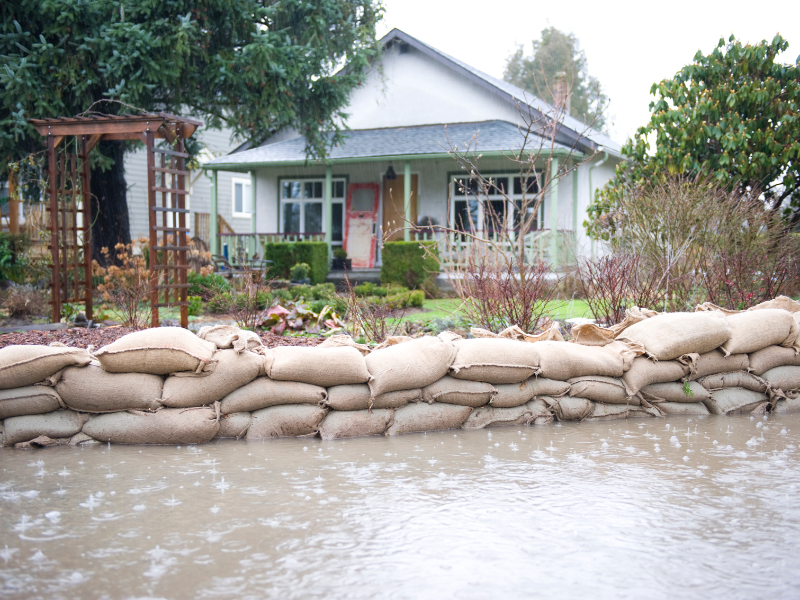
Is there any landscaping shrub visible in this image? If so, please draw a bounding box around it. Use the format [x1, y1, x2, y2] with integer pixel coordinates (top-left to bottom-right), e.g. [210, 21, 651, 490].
[381, 241, 439, 289]
[0, 233, 30, 283]
[93, 241, 152, 329]
[2, 284, 47, 318]
[188, 272, 231, 297]
[263, 242, 329, 284]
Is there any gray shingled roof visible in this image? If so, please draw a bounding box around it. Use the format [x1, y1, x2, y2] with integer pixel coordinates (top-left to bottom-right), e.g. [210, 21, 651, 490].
[205, 120, 576, 170]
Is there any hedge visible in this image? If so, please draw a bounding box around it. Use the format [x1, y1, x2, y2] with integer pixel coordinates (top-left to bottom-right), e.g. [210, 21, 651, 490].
[380, 241, 439, 289]
[263, 241, 329, 284]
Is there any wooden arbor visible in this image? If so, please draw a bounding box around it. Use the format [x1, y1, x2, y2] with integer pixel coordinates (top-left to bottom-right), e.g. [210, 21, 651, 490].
[29, 113, 201, 328]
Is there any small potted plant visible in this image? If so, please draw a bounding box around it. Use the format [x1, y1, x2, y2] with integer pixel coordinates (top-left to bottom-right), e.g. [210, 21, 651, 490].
[331, 247, 351, 271]
[289, 262, 311, 285]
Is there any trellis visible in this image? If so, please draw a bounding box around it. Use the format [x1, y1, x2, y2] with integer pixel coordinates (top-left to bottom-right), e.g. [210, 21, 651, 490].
[29, 113, 201, 327]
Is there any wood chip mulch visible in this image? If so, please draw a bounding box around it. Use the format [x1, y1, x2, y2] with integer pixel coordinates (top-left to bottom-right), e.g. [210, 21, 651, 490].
[0, 327, 325, 349]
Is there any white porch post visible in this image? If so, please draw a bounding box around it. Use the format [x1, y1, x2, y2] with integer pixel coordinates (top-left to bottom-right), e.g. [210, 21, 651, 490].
[250, 171, 257, 257]
[549, 157, 560, 268]
[210, 170, 218, 256]
[403, 161, 411, 242]
[324, 165, 333, 256]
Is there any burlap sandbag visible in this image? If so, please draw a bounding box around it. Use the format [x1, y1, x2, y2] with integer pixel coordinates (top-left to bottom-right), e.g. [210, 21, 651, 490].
[83, 406, 219, 444]
[449, 338, 540, 383]
[537, 341, 633, 381]
[689, 349, 749, 380]
[215, 412, 252, 439]
[584, 402, 660, 421]
[617, 312, 730, 360]
[0, 345, 92, 389]
[699, 371, 768, 394]
[265, 346, 370, 387]
[773, 397, 800, 414]
[761, 366, 800, 393]
[720, 309, 799, 356]
[246, 404, 327, 439]
[572, 307, 659, 346]
[492, 377, 569, 408]
[161, 349, 263, 408]
[95, 328, 217, 374]
[3, 409, 89, 446]
[385, 402, 472, 435]
[640, 381, 710, 403]
[543, 396, 594, 421]
[704, 388, 769, 415]
[0, 386, 62, 420]
[622, 357, 691, 396]
[462, 399, 552, 429]
[56, 362, 163, 413]
[470, 324, 563, 343]
[220, 377, 326, 415]
[197, 325, 263, 353]
[318, 334, 372, 356]
[654, 402, 710, 416]
[318, 409, 394, 440]
[568, 376, 631, 404]
[748, 346, 800, 376]
[366, 335, 457, 397]
[324, 385, 419, 411]
[750, 296, 800, 313]
[422, 376, 496, 407]
[15, 435, 71, 449]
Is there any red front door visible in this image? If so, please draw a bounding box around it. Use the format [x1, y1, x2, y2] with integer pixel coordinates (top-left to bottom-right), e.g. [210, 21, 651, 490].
[344, 183, 380, 268]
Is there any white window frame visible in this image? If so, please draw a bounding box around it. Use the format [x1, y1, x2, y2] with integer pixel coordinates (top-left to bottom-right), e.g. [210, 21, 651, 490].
[449, 173, 541, 233]
[279, 178, 346, 239]
[231, 176, 252, 219]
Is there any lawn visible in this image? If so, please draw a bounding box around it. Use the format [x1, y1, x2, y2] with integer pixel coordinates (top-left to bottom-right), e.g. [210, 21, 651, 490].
[400, 297, 593, 324]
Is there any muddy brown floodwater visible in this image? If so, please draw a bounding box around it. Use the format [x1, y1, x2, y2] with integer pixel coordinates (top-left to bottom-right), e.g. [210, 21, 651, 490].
[1, 413, 800, 599]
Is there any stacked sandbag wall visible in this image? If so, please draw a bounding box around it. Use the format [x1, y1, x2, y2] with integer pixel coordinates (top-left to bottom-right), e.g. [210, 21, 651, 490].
[3, 298, 800, 449]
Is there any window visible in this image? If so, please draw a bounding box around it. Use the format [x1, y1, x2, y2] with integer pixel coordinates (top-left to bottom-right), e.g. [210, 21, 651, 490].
[280, 178, 346, 244]
[451, 174, 540, 233]
[232, 177, 252, 218]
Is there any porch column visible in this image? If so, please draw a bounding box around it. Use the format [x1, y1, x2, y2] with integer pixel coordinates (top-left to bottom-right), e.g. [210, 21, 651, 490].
[210, 170, 218, 256]
[324, 165, 332, 256]
[403, 161, 411, 242]
[250, 171, 257, 257]
[572, 168, 579, 232]
[549, 157, 560, 269]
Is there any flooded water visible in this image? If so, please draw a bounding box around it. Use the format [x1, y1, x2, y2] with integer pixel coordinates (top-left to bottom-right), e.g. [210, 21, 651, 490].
[1, 414, 800, 599]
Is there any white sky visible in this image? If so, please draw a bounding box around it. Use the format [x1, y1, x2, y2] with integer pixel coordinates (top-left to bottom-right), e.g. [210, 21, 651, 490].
[378, 0, 800, 145]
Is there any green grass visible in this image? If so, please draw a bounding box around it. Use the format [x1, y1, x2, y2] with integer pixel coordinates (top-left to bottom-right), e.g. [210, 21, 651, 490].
[398, 298, 593, 324]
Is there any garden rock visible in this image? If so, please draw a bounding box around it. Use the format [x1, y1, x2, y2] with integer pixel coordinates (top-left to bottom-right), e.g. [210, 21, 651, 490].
[94, 328, 217, 374]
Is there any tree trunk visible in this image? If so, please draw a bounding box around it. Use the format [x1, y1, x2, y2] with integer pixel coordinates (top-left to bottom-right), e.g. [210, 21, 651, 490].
[90, 140, 131, 266]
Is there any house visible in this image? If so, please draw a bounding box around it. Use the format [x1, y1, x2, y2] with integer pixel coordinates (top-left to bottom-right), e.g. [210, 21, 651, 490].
[197, 28, 624, 273]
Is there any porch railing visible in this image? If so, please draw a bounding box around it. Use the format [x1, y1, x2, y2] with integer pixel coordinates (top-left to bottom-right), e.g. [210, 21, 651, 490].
[217, 232, 325, 264]
[194, 212, 235, 245]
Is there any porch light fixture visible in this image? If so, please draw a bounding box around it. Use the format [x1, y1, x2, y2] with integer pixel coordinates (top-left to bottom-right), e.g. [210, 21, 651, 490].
[385, 165, 397, 180]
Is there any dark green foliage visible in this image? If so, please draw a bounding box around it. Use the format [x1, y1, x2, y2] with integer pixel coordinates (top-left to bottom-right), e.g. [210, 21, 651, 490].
[187, 271, 231, 297]
[187, 295, 203, 317]
[380, 242, 439, 289]
[263, 242, 329, 284]
[0, 233, 30, 283]
[289, 263, 310, 281]
[333, 247, 348, 260]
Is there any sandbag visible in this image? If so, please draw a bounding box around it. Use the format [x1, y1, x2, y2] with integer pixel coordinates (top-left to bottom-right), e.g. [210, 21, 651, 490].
[568, 376, 631, 404]
[319, 334, 371, 355]
[0, 386, 62, 420]
[422, 376, 496, 407]
[69, 432, 100, 446]
[652, 402, 709, 416]
[161, 349, 263, 408]
[56, 362, 163, 413]
[622, 357, 690, 396]
[699, 371, 768, 394]
[220, 377, 326, 415]
[386, 402, 472, 435]
[491, 377, 569, 408]
[449, 338, 540, 383]
[584, 402, 660, 421]
[0, 345, 91, 389]
[773, 397, 800, 414]
[462, 399, 551, 429]
[3, 409, 89, 447]
[640, 381, 710, 403]
[748, 346, 800, 376]
[246, 405, 327, 439]
[704, 388, 769, 415]
[689, 350, 749, 380]
[83, 406, 219, 444]
[571, 307, 658, 346]
[324, 385, 419, 411]
[265, 346, 369, 386]
[15, 436, 71, 449]
[536, 341, 633, 381]
[197, 325, 263, 353]
[94, 328, 217, 375]
[318, 409, 394, 440]
[215, 412, 252, 439]
[366, 335, 457, 396]
[750, 296, 800, 313]
[720, 309, 798, 355]
[761, 366, 800, 393]
[618, 312, 730, 360]
[543, 396, 593, 421]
